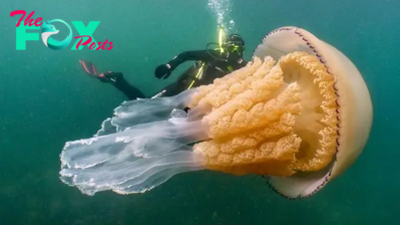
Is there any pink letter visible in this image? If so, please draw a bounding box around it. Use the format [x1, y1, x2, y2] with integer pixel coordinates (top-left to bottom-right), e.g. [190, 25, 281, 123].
[34, 17, 42, 26]
[10, 10, 26, 27]
[24, 11, 36, 26]
[89, 42, 96, 50]
[95, 41, 103, 50]
[106, 40, 114, 50]
[74, 35, 92, 50]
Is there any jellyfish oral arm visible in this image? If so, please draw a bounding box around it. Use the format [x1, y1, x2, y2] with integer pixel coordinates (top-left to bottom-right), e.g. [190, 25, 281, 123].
[60, 89, 209, 196]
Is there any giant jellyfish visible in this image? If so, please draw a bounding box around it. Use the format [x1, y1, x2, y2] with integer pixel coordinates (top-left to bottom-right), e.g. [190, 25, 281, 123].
[60, 26, 373, 199]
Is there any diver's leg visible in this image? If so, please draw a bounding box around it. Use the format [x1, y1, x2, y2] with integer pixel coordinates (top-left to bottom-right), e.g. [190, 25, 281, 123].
[79, 59, 145, 100]
[149, 81, 193, 114]
[150, 82, 177, 99]
[149, 80, 186, 99]
[108, 73, 146, 100]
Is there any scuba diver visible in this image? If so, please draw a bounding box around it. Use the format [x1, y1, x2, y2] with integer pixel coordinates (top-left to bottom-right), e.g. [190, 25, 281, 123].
[79, 30, 246, 100]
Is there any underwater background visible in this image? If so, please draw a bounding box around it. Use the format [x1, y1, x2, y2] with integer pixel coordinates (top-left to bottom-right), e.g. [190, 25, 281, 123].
[0, 0, 399, 224]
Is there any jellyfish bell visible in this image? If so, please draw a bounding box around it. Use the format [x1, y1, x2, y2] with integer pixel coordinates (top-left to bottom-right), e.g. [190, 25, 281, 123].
[59, 26, 372, 199]
[252, 26, 373, 198]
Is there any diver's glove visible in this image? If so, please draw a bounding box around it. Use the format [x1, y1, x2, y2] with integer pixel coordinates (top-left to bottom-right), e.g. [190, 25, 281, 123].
[155, 64, 172, 79]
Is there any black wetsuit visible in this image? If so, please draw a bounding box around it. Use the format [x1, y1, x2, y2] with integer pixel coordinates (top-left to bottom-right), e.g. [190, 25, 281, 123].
[105, 49, 246, 100]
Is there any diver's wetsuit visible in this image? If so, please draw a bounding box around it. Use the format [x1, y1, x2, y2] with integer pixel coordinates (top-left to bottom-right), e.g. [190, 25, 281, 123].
[106, 48, 246, 100]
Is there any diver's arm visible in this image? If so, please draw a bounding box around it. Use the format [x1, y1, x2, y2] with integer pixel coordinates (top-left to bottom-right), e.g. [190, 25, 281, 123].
[155, 49, 221, 79]
[167, 50, 218, 71]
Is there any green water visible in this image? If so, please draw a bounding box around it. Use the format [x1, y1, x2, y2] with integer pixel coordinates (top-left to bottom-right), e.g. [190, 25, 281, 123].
[0, 0, 398, 224]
